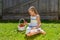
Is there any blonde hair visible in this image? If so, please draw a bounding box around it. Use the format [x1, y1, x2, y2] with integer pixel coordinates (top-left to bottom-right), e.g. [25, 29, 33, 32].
[28, 6, 39, 14]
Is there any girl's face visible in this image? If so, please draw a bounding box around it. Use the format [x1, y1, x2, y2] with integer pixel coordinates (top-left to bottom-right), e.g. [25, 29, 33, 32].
[28, 9, 35, 16]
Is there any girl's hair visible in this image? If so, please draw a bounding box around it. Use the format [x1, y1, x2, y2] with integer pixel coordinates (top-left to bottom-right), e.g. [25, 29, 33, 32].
[28, 6, 39, 14]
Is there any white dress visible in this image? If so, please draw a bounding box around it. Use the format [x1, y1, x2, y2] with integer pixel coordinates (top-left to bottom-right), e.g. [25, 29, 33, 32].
[26, 15, 44, 34]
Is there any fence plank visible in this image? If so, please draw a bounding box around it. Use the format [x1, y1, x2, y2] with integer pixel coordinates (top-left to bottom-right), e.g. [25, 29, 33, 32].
[2, 0, 59, 20]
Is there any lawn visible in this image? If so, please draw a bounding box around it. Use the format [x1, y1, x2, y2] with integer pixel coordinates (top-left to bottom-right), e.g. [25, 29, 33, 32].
[0, 20, 60, 40]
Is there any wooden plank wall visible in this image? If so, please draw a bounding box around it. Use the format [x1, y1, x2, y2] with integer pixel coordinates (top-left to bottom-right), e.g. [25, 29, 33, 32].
[59, 0, 60, 15]
[2, 0, 59, 20]
[58, 0, 60, 19]
[21, 0, 58, 20]
[39, 0, 58, 20]
[0, 0, 2, 16]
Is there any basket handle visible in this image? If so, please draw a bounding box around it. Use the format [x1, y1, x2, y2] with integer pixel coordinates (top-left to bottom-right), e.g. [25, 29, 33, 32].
[19, 18, 25, 24]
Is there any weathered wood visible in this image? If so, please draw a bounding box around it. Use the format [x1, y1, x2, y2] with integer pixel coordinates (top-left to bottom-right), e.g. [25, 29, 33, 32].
[2, 0, 60, 20]
[0, 0, 2, 16]
[41, 16, 58, 20]
[3, 15, 30, 20]
[3, 0, 37, 11]
[58, 0, 60, 19]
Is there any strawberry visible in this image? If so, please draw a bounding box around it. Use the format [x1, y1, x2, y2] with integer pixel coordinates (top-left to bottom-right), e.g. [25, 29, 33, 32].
[19, 23, 25, 27]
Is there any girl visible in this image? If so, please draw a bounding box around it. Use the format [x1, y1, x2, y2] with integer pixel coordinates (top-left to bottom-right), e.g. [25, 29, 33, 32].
[26, 6, 46, 36]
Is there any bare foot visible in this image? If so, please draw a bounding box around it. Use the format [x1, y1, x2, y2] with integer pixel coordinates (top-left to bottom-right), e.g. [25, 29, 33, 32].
[41, 31, 46, 35]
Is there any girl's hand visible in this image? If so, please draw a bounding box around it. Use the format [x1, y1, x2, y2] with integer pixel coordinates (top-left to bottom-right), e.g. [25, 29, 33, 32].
[24, 21, 28, 25]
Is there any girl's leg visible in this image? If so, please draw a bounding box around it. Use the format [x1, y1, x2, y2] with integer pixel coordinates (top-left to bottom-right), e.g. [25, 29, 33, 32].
[25, 27, 31, 34]
[26, 27, 36, 36]
[37, 28, 46, 35]
[25, 27, 33, 36]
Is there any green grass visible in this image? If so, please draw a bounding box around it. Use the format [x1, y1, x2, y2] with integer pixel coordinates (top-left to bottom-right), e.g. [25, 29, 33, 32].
[0, 20, 60, 40]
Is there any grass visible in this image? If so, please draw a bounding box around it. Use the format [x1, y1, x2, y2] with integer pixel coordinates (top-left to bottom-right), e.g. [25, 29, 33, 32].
[0, 20, 60, 40]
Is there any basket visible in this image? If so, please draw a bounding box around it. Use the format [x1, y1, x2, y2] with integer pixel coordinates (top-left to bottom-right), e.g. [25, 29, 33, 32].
[18, 18, 26, 31]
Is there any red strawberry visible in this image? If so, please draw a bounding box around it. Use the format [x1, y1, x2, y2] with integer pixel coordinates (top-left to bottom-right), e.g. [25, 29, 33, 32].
[19, 23, 25, 27]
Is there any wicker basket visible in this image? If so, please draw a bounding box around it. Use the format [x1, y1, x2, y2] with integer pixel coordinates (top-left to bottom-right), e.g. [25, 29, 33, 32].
[18, 18, 26, 31]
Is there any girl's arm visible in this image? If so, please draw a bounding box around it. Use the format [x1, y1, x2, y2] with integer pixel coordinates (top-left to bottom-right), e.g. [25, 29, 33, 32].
[36, 15, 41, 28]
[24, 20, 28, 25]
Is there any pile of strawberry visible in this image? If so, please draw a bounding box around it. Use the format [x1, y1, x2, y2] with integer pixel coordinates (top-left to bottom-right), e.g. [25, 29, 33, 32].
[19, 23, 25, 27]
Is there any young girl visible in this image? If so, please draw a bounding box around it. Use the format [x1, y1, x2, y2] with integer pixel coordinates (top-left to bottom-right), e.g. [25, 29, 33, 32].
[26, 6, 46, 36]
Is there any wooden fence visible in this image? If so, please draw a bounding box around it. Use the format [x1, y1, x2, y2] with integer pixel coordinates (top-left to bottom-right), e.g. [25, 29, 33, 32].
[1, 0, 60, 20]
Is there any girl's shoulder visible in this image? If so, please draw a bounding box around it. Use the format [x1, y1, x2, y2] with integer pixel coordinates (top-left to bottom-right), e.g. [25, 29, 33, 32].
[36, 15, 40, 17]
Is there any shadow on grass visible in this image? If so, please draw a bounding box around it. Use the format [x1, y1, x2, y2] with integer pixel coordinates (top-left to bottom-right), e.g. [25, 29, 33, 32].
[0, 20, 60, 24]
[24, 34, 41, 40]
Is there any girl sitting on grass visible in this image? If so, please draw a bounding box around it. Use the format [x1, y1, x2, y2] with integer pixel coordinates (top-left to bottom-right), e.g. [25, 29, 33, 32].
[26, 6, 46, 36]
